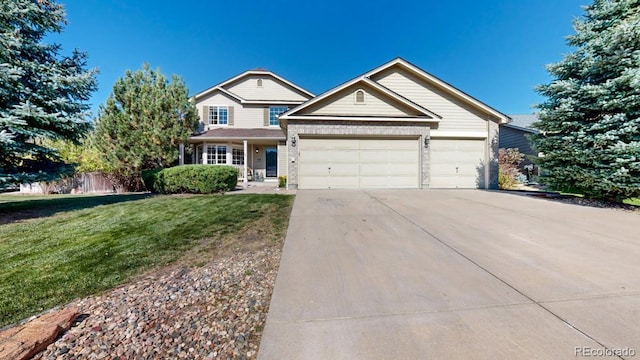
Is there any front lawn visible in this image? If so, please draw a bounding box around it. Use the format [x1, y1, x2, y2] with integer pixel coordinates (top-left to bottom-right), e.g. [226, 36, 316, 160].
[624, 198, 640, 206]
[0, 193, 293, 327]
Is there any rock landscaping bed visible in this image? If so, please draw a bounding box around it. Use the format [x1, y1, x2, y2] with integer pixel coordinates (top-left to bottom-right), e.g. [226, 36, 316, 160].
[31, 246, 282, 360]
[548, 196, 640, 212]
[509, 185, 640, 213]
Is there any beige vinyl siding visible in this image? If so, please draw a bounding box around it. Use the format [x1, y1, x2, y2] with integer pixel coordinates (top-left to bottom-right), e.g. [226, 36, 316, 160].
[197, 92, 265, 128]
[373, 68, 488, 132]
[277, 141, 287, 177]
[306, 87, 414, 117]
[226, 76, 309, 101]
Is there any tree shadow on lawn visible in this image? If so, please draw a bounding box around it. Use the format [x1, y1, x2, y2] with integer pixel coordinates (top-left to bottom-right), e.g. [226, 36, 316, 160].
[0, 193, 152, 225]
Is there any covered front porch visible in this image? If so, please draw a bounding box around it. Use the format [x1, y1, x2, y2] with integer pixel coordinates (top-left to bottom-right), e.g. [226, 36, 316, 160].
[185, 128, 287, 185]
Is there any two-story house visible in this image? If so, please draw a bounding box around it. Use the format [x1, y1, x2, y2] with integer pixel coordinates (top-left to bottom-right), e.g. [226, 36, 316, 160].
[188, 69, 314, 183]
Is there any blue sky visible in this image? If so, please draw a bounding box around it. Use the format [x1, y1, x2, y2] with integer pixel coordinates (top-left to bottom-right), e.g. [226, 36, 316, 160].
[51, 0, 588, 116]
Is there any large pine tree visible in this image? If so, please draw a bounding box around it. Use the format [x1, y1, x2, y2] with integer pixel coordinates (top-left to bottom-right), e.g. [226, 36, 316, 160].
[93, 64, 198, 192]
[535, 0, 640, 201]
[0, 0, 97, 185]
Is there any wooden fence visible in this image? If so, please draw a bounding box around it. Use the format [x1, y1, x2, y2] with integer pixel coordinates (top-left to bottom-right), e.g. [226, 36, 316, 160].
[20, 172, 115, 194]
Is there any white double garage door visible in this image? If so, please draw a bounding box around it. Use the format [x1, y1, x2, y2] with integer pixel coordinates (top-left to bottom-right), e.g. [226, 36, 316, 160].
[298, 137, 486, 189]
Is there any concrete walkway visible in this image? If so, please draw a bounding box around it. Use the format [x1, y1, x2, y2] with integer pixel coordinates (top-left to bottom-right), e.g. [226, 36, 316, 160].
[258, 190, 640, 359]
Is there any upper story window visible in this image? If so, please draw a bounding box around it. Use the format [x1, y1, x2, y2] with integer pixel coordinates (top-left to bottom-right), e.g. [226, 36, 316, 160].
[257, 79, 263, 87]
[269, 106, 289, 126]
[208, 106, 228, 125]
[355, 90, 365, 104]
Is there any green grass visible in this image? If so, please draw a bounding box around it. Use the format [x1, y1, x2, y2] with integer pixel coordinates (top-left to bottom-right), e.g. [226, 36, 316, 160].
[624, 198, 640, 206]
[0, 193, 293, 327]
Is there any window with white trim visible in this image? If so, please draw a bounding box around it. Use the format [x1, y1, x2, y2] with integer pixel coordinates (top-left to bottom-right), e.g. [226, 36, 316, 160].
[208, 106, 228, 125]
[269, 106, 288, 126]
[257, 79, 263, 87]
[206, 145, 227, 164]
[232, 148, 244, 165]
[355, 90, 365, 104]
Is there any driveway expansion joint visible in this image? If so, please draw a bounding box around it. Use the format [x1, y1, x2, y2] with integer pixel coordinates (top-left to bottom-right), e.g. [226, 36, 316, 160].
[266, 300, 537, 325]
[538, 291, 640, 304]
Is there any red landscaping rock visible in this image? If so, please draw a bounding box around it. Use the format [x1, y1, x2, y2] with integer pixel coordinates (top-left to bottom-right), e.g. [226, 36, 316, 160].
[0, 307, 79, 360]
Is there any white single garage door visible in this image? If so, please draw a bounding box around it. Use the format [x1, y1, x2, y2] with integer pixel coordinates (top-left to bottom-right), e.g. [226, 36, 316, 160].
[298, 138, 420, 189]
[430, 139, 486, 188]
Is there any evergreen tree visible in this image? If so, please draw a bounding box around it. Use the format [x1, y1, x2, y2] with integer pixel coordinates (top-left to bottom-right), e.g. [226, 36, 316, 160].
[0, 0, 97, 185]
[534, 0, 640, 201]
[93, 64, 198, 192]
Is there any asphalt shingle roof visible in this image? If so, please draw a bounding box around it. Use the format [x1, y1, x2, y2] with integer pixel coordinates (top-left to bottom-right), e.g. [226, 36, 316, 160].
[507, 114, 539, 131]
[191, 128, 286, 140]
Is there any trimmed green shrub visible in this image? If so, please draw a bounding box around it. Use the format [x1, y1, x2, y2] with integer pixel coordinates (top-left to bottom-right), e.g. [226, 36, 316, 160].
[141, 168, 164, 193]
[142, 165, 238, 194]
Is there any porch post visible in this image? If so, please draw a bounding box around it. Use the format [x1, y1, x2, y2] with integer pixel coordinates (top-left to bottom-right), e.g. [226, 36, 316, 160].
[178, 143, 185, 165]
[202, 144, 207, 164]
[243, 140, 248, 189]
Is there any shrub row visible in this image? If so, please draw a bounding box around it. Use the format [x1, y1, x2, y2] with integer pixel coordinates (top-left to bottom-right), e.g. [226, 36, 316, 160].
[142, 165, 238, 194]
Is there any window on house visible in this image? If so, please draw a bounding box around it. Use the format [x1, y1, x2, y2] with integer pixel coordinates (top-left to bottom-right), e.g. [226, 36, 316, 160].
[206, 145, 227, 164]
[355, 90, 365, 104]
[257, 79, 263, 87]
[269, 106, 289, 126]
[232, 148, 244, 165]
[208, 106, 228, 125]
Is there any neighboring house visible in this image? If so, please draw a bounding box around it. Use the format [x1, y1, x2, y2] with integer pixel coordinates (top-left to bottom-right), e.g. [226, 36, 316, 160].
[190, 58, 511, 190]
[500, 114, 539, 171]
[189, 69, 314, 182]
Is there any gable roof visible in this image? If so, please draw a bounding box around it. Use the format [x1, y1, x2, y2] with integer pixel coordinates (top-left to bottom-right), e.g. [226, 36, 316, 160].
[281, 57, 510, 125]
[505, 114, 539, 133]
[194, 69, 315, 103]
[281, 76, 441, 122]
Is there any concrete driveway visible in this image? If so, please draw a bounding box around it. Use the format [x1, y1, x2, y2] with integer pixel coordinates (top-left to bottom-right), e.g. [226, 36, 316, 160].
[258, 190, 640, 359]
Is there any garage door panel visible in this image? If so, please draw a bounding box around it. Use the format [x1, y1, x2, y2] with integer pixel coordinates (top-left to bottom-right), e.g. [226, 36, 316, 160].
[328, 163, 358, 176]
[360, 175, 417, 188]
[430, 139, 485, 189]
[391, 163, 421, 173]
[299, 163, 329, 176]
[301, 151, 327, 163]
[329, 150, 359, 163]
[298, 138, 419, 189]
[359, 150, 388, 161]
[390, 151, 419, 163]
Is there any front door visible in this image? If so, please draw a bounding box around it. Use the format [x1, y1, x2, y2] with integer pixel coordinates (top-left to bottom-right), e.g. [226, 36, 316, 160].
[265, 147, 277, 177]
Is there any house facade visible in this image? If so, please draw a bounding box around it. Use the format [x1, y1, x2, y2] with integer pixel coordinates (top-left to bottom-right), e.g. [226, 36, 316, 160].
[190, 58, 510, 190]
[189, 69, 314, 183]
